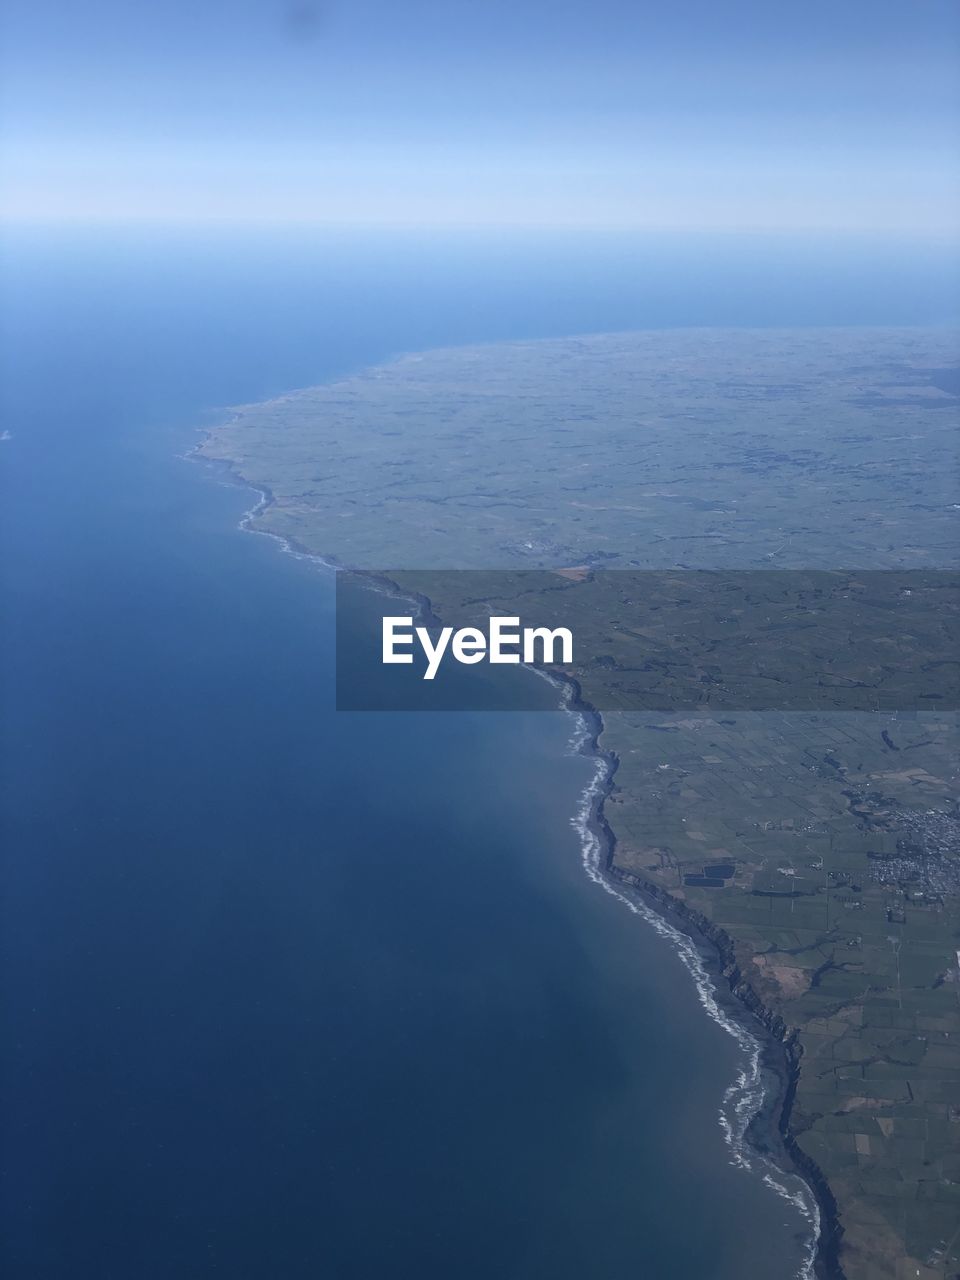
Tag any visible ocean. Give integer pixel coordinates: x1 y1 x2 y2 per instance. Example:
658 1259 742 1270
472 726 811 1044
2 227 954 1279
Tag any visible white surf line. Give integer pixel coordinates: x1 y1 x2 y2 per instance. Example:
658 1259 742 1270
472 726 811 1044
190 450 343 572
188 449 821 1274
234 486 344 571
564 705 822 1280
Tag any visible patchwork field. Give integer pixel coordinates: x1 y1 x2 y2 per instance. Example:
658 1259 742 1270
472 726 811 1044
197 328 959 1279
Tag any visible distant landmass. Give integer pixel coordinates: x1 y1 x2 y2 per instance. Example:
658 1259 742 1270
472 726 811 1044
196 328 960 1280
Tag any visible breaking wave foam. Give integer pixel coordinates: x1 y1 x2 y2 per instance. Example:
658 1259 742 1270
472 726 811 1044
565 707 821 1280
195 455 822 1279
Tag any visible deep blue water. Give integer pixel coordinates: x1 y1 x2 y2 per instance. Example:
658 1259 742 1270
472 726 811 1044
2 229 955 1279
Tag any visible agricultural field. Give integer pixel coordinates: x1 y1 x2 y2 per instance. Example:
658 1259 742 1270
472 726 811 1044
603 709 959 1280
197 327 960 1279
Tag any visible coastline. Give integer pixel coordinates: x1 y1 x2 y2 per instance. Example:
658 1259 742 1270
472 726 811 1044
561 691 839 1280
188 434 839 1280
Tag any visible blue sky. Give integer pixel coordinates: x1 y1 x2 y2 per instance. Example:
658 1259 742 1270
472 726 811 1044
2 0 958 233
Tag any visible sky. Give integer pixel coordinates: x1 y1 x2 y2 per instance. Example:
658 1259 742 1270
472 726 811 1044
1 0 958 233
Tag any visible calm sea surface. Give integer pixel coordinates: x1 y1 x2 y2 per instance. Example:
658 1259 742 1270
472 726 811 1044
2 229 954 1279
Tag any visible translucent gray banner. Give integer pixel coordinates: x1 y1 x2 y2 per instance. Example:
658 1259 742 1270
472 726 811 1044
335 570 959 712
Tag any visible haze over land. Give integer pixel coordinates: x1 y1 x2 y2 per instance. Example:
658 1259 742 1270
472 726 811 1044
4 0 959 1276
201 328 958 572
200 327 960 1280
